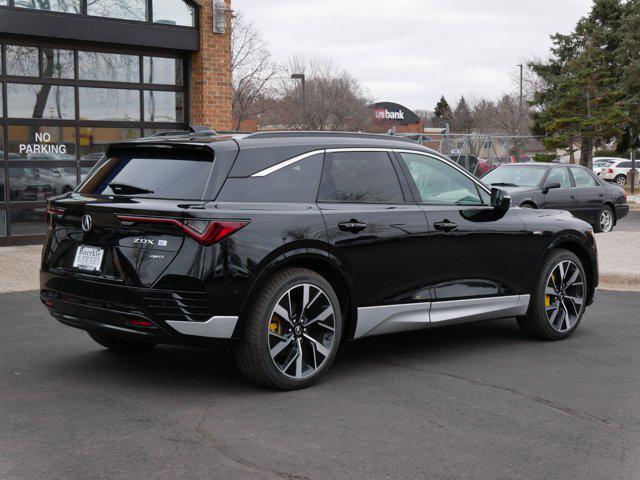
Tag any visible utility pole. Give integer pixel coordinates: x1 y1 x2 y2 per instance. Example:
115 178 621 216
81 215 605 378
517 64 524 114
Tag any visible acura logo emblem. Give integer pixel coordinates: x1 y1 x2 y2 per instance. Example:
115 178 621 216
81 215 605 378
81 215 93 232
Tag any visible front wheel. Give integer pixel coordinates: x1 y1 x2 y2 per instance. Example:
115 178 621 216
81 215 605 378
594 205 614 233
517 249 587 340
234 268 342 390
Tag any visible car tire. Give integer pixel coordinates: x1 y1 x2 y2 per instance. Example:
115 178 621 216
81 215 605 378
234 267 342 390
594 205 615 233
87 331 157 353
614 175 627 187
517 249 587 341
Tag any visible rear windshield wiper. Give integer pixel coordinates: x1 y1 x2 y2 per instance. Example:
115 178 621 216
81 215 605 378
490 182 518 187
109 183 154 195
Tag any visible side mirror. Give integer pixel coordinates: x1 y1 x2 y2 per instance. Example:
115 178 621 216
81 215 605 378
490 187 511 211
542 182 561 194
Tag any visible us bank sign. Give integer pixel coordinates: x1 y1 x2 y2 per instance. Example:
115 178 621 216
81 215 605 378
374 108 405 121
19 132 68 155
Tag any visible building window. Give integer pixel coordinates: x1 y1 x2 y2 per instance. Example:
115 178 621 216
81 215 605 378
79 88 140 121
7 126 76 161
10 208 47 236
79 51 140 83
144 91 183 123
79 127 141 161
42 49 75 79
152 0 195 26
14 0 81 13
6 46 39 77
7 84 76 119
87 0 147 22
144 56 183 85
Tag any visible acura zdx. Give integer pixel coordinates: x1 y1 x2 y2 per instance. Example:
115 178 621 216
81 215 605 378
40 132 598 389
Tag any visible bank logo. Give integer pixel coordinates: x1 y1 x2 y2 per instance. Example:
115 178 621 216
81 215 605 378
374 108 405 121
81 215 93 233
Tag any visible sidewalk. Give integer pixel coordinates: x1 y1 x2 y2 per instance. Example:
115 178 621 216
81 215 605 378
0 237 638 294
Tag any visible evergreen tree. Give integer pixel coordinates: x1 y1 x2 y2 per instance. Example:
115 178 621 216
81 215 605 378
530 0 627 168
618 0 640 152
433 95 451 128
452 95 474 133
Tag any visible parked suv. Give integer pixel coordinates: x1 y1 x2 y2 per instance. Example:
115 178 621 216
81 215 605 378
41 132 598 390
597 158 637 186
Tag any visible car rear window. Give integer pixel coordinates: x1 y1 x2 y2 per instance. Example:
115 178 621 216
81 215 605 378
78 151 214 200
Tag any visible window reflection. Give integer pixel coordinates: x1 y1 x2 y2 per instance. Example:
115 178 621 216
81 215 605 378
87 0 147 21
0 211 6 237
14 0 81 13
79 51 140 83
153 0 194 26
144 91 183 122
79 127 141 160
144 56 183 85
42 49 75 79
10 208 47 236
6 46 39 77
7 125 77 160
9 167 77 201
79 88 140 121
7 84 76 119
0 170 5 203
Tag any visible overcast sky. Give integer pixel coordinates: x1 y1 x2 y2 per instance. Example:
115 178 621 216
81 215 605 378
233 0 593 112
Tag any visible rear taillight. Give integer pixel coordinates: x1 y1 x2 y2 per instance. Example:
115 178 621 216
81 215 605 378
115 215 248 246
45 206 66 228
608 168 614 174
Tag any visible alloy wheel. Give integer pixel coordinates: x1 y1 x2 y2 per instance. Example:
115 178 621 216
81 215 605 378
616 176 627 187
267 284 336 379
599 210 613 233
544 260 585 333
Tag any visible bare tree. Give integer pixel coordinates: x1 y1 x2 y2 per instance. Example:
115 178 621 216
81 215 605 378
273 56 372 131
231 12 282 131
493 93 533 156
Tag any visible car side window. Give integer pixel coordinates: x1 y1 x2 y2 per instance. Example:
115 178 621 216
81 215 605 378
399 153 484 206
217 153 323 203
318 151 404 204
546 167 572 188
570 167 598 188
619 161 633 169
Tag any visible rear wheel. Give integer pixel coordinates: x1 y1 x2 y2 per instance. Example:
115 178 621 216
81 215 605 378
520 202 536 209
518 249 587 340
235 268 342 390
594 205 614 233
615 174 627 187
87 331 157 353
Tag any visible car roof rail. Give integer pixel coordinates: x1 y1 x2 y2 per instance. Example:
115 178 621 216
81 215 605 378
243 131 417 143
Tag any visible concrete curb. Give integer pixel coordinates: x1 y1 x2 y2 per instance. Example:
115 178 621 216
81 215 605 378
598 273 640 292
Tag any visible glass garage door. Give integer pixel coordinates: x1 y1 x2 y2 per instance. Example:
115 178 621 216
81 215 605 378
0 42 189 244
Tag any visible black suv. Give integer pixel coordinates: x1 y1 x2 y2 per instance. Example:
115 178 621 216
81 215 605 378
41 132 598 390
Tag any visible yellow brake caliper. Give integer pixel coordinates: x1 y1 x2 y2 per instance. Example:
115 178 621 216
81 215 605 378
270 315 283 336
546 273 556 307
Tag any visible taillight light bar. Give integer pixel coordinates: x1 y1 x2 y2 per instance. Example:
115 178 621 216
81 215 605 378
115 215 248 246
46 206 66 228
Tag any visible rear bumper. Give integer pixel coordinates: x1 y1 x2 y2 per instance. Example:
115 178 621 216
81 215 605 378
615 204 630 221
40 271 239 346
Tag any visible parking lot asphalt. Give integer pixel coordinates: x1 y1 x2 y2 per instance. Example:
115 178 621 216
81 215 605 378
1 290 640 480
618 208 640 231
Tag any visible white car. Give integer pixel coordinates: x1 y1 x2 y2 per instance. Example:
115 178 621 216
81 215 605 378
592 158 615 173
596 158 637 186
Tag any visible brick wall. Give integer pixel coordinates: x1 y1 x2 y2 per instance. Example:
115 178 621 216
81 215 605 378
190 0 233 131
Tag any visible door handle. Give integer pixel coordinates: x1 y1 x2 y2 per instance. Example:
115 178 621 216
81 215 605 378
434 220 458 233
338 220 367 233
598 193 604 197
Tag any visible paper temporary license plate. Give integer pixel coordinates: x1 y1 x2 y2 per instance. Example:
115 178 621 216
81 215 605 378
73 245 104 272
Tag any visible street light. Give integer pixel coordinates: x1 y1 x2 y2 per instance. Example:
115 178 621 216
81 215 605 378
291 73 306 126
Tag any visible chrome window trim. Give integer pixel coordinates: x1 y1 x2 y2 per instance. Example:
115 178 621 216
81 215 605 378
250 147 491 197
251 150 325 177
